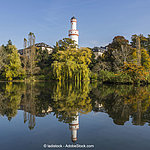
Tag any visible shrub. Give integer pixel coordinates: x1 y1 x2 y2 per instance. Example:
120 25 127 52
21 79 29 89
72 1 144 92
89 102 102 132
112 73 132 83
122 63 148 84
98 70 115 82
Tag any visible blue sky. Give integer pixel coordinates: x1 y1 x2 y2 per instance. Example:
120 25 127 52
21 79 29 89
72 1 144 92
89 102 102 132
0 0 150 49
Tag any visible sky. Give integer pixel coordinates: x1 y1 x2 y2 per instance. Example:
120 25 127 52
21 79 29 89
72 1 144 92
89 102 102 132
0 0 150 49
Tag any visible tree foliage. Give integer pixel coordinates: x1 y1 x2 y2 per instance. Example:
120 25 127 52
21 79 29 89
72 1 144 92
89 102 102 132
36 47 52 75
103 36 134 72
51 38 92 82
51 81 92 123
3 45 25 80
0 46 7 71
92 35 150 84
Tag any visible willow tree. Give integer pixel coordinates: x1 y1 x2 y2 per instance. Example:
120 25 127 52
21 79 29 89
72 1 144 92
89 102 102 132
51 38 92 82
51 81 92 123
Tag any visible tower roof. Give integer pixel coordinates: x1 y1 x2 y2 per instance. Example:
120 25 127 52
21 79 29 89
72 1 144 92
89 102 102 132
71 16 76 20
72 138 77 143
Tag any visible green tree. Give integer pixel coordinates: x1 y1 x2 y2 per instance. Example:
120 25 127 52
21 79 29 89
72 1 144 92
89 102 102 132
36 47 52 75
131 35 150 69
131 34 150 55
103 36 134 72
122 63 148 84
4 40 13 54
53 38 77 53
51 38 92 82
0 46 7 71
141 48 150 69
4 45 25 81
131 34 148 49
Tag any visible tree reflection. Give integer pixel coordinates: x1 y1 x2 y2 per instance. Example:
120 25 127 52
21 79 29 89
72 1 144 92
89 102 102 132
0 82 53 129
1 81 150 130
91 85 150 125
21 82 53 130
0 83 23 120
0 81 93 132
51 81 92 123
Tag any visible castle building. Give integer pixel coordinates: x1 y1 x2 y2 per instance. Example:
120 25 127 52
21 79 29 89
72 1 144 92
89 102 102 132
92 46 107 59
18 42 53 56
69 112 79 142
69 16 79 45
35 42 53 54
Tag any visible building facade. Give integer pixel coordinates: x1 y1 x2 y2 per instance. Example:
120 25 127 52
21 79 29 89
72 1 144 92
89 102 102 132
18 42 53 56
92 46 107 59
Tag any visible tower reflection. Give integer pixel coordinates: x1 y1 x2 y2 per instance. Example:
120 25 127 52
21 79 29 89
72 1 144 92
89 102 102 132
69 112 79 143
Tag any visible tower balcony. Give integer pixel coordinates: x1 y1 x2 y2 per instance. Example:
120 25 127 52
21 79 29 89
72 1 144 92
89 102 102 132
68 30 79 36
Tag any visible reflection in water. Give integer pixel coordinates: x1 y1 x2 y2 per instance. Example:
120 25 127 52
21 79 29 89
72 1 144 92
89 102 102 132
91 85 150 126
1 82 150 142
0 83 23 120
51 81 92 123
51 82 91 142
69 112 79 142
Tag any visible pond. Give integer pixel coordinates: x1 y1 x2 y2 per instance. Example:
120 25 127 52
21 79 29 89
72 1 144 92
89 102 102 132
0 82 150 150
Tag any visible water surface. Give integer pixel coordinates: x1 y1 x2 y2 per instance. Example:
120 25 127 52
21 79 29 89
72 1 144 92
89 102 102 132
0 82 150 150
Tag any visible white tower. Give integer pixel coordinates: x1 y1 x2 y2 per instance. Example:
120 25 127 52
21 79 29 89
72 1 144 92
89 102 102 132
69 112 79 142
68 16 79 45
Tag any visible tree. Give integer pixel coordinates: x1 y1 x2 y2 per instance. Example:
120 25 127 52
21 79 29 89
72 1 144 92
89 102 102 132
4 45 25 81
103 36 134 72
23 38 27 72
141 48 150 70
0 46 7 71
22 32 40 77
28 32 36 76
5 40 13 54
131 35 150 69
51 38 92 82
36 47 52 75
131 34 148 49
122 63 148 84
131 34 150 55
53 38 77 53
